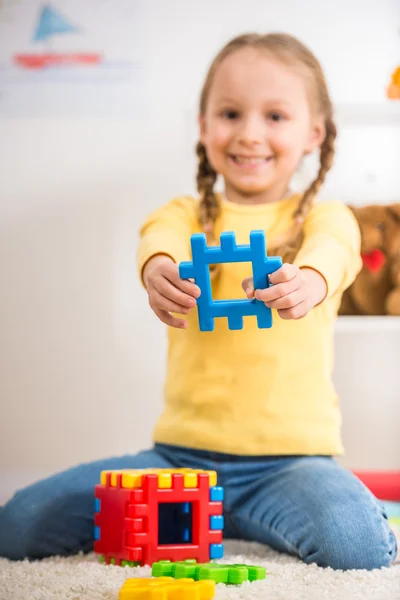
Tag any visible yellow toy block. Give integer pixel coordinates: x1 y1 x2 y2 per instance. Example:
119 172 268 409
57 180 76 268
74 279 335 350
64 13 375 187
119 577 215 599
100 469 217 489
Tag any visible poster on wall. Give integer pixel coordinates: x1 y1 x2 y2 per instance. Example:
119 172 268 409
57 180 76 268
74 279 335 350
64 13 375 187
0 0 148 117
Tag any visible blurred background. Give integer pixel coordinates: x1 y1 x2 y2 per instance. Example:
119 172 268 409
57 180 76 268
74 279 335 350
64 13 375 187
0 0 399 503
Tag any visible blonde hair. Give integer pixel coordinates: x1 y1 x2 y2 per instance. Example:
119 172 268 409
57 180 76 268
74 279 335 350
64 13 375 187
196 32 336 263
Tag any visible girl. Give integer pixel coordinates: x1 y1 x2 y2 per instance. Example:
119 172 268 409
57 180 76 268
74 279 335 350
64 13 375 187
0 33 397 570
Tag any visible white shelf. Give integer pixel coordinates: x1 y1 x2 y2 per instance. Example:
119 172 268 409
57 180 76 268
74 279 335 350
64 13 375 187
335 316 400 333
334 101 400 127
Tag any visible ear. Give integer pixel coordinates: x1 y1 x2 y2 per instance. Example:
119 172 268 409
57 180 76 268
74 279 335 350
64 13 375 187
198 114 207 145
304 117 326 155
387 203 400 223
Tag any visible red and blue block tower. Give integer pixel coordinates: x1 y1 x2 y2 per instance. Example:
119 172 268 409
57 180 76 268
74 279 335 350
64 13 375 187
94 468 224 567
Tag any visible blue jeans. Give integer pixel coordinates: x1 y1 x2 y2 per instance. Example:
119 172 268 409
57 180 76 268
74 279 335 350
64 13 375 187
0 444 397 570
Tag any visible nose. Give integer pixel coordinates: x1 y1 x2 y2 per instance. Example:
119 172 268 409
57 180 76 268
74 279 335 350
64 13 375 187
237 114 265 146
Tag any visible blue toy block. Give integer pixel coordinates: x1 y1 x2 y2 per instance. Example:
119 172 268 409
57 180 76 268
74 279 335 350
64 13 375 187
209 543 224 559
210 515 224 530
94 526 100 541
179 230 282 331
209 486 224 502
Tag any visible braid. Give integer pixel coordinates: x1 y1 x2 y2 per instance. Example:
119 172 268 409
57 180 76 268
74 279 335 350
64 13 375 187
196 141 219 240
272 118 337 262
294 118 337 221
196 141 220 275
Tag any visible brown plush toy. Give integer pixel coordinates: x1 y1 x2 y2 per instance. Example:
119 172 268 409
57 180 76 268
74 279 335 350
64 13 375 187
339 203 400 316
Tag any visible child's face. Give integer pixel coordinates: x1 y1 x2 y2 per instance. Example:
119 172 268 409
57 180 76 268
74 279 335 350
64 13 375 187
199 47 324 202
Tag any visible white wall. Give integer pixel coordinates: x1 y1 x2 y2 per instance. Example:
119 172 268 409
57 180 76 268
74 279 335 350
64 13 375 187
335 324 400 472
0 0 399 502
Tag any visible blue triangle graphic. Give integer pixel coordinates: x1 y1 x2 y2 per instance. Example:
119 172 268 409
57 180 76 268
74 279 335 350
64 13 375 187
33 4 78 42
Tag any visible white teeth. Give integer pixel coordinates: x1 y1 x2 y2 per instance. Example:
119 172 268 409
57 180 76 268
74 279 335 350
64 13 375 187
233 156 267 165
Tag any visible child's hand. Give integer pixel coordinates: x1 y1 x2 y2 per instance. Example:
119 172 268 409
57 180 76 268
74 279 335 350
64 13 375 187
143 255 201 329
242 264 327 320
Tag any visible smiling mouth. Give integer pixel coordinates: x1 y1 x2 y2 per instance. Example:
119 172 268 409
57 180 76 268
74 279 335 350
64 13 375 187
229 155 274 165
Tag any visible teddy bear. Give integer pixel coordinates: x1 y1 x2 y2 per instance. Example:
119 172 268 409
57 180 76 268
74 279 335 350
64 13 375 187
339 203 400 316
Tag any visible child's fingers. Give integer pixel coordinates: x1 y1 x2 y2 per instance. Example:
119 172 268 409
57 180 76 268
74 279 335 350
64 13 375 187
264 289 305 310
255 277 300 303
277 300 308 320
241 276 255 298
150 289 192 315
153 306 188 329
155 277 198 309
176 277 201 298
269 263 299 285
166 264 201 298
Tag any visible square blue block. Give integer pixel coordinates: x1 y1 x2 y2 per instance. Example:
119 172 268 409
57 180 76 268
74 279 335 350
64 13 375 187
210 515 224 530
179 231 282 331
210 543 224 560
210 486 224 502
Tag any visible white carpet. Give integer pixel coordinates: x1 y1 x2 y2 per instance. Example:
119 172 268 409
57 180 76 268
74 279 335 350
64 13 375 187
0 527 399 600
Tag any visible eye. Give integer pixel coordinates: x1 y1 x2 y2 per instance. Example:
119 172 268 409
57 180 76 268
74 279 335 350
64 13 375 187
221 109 239 120
268 111 285 122
376 222 385 231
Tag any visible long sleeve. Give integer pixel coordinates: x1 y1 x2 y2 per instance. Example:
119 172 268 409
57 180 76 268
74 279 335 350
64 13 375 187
137 196 198 284
294 201 362 299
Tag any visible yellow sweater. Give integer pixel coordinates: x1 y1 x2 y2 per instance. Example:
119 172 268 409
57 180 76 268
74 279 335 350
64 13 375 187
137 194 361 456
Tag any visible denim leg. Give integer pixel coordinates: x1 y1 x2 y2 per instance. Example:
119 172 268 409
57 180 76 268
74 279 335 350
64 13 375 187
0 448 173 560
225 456 397 570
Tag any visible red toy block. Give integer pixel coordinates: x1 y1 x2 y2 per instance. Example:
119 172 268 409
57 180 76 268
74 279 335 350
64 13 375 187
353 470 400 502
94 469 224 567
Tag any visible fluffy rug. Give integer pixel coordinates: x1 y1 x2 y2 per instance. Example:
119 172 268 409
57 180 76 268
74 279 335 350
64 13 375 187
0 528 399 600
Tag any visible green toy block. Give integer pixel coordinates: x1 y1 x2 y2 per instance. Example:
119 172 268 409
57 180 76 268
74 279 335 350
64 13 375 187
198 563 247 584
152 559 197 578
99 555 139 568
121 560 141 568
228 564 267 582
151 559 266 584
